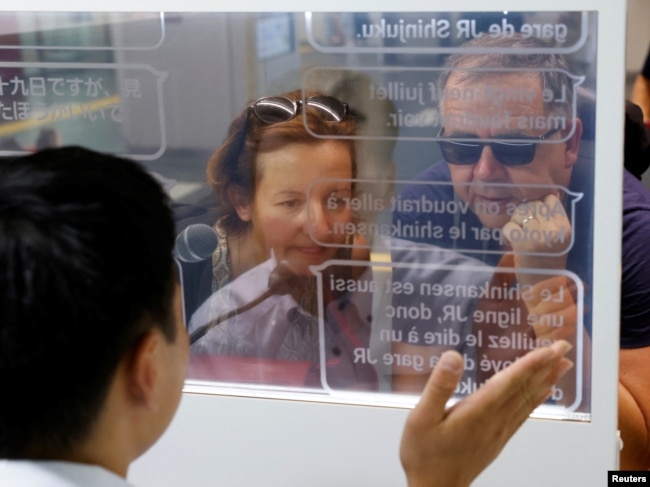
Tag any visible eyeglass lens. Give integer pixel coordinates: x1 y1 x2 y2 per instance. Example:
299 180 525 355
438 128 559 166
439 140 538 166
251 96 348 124
252 98 297 124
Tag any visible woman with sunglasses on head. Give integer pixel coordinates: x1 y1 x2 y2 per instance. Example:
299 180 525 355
205 90 361 288
187 90 377 389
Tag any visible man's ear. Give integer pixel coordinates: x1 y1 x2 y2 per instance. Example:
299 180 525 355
127 330 163 410
564 118 583 169
228 186 252 222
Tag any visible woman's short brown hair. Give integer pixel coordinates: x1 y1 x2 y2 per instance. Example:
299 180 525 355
207 89 357 234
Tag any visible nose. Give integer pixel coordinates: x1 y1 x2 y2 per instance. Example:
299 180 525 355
472 146 508 181
305 199 331 241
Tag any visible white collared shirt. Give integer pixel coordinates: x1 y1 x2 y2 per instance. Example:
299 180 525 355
0 460 134 487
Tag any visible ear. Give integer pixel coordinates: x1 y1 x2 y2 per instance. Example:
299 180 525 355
563 118 583 169
228 185 252 222
127 330 164 410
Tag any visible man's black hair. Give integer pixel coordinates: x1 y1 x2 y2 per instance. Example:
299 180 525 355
0 146 176 457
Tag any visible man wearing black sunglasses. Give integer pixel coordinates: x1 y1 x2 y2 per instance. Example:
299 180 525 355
396 36 586 270
395 34 650 470
428 42 581 267
393 34 586 392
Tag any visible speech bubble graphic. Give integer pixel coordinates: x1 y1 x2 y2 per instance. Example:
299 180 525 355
311 258 585 414
305 11 590 54
0 62 167 160
306 179 583 258
0 12 165 50
302 66 585 142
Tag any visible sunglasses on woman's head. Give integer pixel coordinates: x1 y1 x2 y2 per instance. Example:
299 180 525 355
437 127 560 166
248 96 350 124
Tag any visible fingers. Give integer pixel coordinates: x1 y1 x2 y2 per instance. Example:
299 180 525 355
411 341 573 437
498 353 574 433
415 350 465 423
401 341 574 487
492 340 572 390
449 341 573 452
533 307 578 341
509 194 566 226
468 340 574 414
503 194 572 273
525 278 578 341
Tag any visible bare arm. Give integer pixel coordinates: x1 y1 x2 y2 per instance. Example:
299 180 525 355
631 74 650 123
400 340 573 487
619 346 650 469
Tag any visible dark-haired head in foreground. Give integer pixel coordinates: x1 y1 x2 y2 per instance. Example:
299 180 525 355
0 146 188 474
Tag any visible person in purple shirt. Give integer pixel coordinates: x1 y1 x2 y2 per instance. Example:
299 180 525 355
395 33 650 468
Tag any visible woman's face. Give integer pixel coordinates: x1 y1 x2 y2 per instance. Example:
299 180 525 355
248 140 354 276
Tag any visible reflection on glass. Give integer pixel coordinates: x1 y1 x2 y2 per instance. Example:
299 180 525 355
187 89 377 389
0 10 596 420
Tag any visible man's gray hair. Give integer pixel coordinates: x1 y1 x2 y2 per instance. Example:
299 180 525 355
437 35 573 116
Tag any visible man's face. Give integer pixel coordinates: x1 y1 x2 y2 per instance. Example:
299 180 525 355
441 72 580 229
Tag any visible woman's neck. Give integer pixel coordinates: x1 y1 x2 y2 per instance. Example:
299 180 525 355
227 229 267 279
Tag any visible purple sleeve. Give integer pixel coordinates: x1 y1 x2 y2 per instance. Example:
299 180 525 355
620 170 650 348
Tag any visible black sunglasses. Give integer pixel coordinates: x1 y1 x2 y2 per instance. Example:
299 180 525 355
248 95 350 124
438 128 560 166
